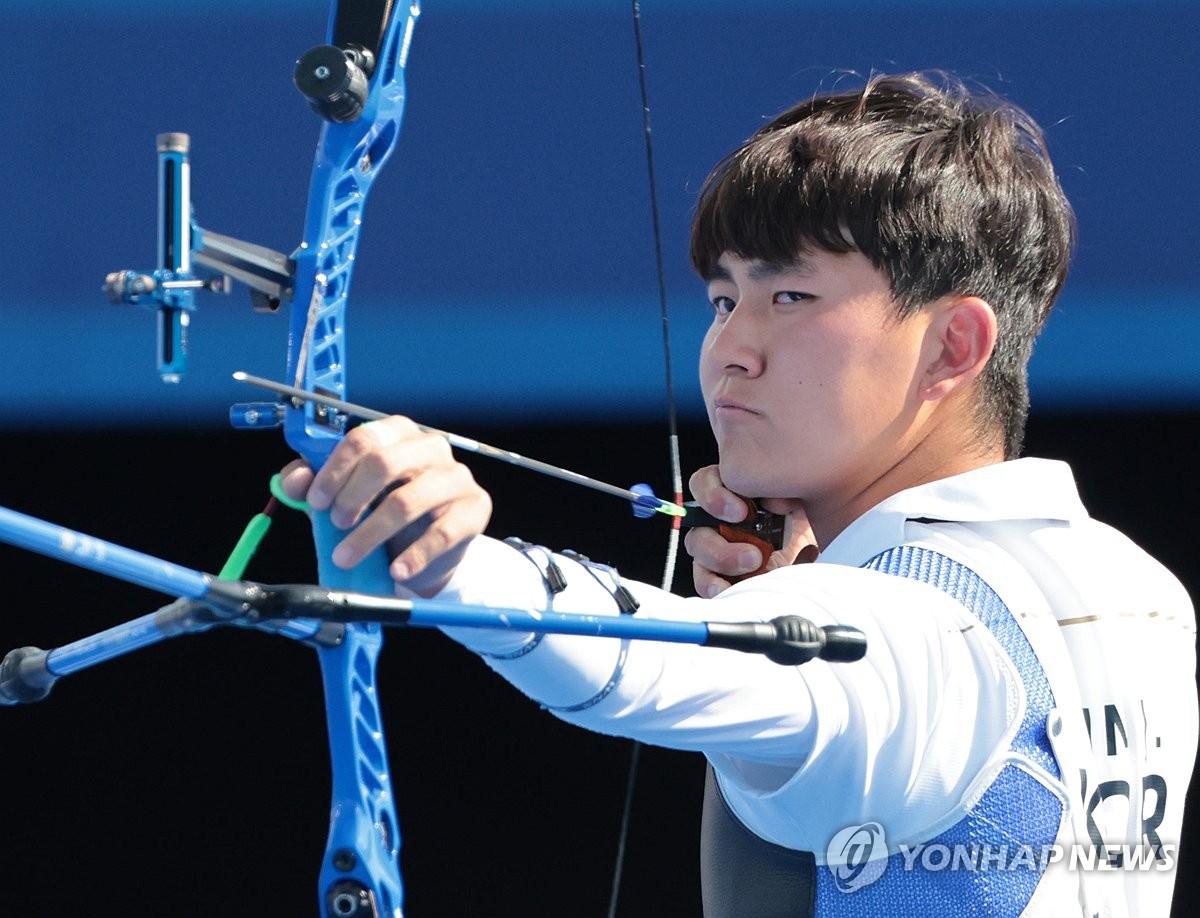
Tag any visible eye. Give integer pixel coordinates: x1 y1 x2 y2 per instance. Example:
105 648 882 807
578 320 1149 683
775 290 814 304
710 294 737 316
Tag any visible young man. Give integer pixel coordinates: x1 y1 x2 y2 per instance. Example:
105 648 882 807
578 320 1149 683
282 72 1197 916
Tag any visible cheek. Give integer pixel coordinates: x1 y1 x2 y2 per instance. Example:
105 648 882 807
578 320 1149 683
786 333 894 429
698 327 721 396
828 334 924 440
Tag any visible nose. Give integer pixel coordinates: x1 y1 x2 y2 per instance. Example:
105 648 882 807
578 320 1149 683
703 305 765 378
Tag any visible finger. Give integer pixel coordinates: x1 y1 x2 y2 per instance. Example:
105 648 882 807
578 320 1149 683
387 486 493 594
327 428 453 530
687 465 749 522
279 459 314 502
307 416 425 512
684 526 764 579
331 462 485 569
383 462 488 568
692 558 733 599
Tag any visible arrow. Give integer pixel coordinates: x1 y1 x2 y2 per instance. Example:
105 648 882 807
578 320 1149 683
233 371 686 519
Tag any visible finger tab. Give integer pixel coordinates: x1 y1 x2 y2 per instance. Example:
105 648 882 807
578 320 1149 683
719 524 773 580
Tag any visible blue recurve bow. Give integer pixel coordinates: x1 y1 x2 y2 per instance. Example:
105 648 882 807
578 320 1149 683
248 4 420 915
105 2 423 914
35 3 803 914
0 8 862 911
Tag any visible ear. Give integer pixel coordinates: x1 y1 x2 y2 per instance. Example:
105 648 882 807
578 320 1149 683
918 296 997 402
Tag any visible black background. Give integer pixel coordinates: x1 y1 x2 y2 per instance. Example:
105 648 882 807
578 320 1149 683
1 412 1197 916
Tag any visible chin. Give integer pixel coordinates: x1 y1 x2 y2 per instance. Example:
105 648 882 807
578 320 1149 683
718 452 811 501
717 463 775 500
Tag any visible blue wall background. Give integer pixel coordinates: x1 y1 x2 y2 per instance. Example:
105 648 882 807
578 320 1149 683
2 0 1196 430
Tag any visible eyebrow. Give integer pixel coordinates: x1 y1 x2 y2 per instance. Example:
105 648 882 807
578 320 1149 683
706 256 816 283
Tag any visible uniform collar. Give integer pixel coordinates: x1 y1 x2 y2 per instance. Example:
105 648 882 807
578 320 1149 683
820 458 1088 565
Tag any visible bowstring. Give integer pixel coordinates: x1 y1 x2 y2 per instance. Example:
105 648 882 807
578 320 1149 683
606 3 681 915
627 1 681 596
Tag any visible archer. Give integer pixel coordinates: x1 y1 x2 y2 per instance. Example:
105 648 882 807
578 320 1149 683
281 71 1197 916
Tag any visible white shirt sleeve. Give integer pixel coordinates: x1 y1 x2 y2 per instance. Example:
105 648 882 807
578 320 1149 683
435 536 1019 817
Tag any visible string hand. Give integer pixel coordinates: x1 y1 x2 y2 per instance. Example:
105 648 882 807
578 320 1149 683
279 415 492 596
683 464 818 598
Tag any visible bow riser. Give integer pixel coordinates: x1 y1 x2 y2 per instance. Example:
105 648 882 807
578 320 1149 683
287 4 417 469
286 5 421 917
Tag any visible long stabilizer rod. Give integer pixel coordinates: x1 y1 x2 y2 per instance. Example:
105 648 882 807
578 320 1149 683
0 502 864 704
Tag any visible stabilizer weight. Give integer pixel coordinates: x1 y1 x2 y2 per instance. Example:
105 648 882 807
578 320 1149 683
0 646 55 705
706 616 867 666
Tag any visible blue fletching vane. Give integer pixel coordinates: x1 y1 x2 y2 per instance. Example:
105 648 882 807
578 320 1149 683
630 482 660 518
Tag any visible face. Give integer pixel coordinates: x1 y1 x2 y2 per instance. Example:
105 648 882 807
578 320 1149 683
699 249 935 512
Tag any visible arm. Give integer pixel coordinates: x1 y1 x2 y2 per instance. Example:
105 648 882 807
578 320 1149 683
438 538 1019 791
282 433 1018 844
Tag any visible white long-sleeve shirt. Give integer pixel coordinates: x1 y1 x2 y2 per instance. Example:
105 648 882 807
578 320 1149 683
436 458 1197 916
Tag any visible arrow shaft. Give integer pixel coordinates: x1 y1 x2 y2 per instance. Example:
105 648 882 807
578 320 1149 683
233 372 682 515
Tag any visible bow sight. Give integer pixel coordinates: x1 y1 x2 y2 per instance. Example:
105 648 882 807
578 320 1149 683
102 4 405 385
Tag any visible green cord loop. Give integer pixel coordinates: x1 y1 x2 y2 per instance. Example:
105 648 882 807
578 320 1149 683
217 513 274 580
215 476 310 580
270 472 311 511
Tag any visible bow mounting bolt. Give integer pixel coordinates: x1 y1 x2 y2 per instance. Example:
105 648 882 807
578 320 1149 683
294 44 374 124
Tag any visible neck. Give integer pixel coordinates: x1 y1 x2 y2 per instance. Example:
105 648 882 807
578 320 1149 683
806 420 1004 549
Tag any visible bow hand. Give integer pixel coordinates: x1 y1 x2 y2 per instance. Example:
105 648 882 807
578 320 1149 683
281 416 493 597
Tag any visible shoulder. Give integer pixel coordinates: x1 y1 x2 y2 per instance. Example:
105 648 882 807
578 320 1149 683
1069 517 1192 609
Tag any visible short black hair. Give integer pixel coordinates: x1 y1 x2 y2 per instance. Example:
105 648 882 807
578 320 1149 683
690 71 1076 458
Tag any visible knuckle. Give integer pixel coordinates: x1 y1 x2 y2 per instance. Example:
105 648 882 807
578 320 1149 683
386 414 418 433
361 449 396 478
378 415 421 445
380 486 417 519
446 460 475 484
341 424 375 453
432 509 473 548
417 428 450 455
426 521 455 554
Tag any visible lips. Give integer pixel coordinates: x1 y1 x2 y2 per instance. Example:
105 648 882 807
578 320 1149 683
714 397 760 416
